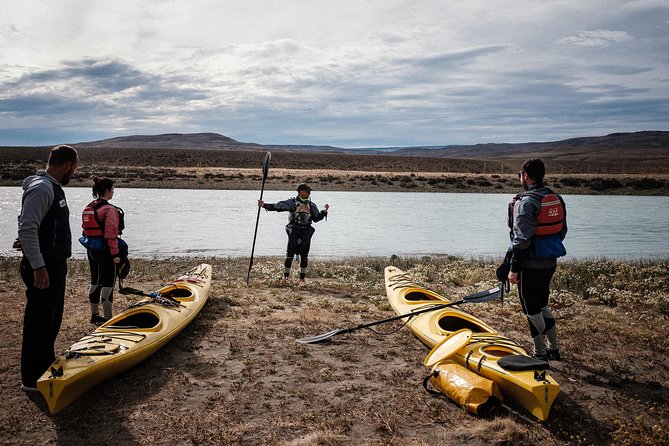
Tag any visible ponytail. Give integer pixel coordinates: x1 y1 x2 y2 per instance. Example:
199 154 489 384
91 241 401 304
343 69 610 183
92 177 114 198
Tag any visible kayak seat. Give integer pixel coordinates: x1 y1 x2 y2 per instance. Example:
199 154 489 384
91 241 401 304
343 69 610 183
163 287 194 301
111 312 160 329
498 355 549 371
405 291 439 301
438 316 489 333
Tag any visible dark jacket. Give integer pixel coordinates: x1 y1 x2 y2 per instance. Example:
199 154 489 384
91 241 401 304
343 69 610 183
510 184 567 271
18 171 72 269
264 197 327 227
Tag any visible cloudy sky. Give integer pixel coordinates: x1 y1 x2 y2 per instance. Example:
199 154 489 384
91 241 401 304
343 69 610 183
1 0 668 147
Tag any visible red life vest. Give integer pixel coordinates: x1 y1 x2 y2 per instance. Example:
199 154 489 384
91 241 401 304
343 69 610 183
521 190 565 236
82 200 125 237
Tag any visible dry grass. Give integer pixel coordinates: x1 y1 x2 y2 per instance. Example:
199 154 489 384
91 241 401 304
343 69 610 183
0 256 667 445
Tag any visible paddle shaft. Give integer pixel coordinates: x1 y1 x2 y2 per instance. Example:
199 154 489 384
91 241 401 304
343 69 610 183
343 299 467 333
246 152 271 286
119 287 155 298
296 285 502 344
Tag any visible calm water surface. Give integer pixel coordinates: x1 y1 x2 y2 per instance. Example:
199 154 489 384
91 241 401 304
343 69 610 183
1 187 667 260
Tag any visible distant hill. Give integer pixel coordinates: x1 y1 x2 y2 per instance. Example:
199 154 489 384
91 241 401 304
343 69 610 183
388 131 669 162
75 132 265 150
3 130 669 176
72 130 669 163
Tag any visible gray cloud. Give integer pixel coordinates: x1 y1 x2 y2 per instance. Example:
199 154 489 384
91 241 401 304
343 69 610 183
0 1 667 147
557 30 632 48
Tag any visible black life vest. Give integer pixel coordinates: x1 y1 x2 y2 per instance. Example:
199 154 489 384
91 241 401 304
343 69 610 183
82 199 125 237
30 180 72 260
291 198 312 226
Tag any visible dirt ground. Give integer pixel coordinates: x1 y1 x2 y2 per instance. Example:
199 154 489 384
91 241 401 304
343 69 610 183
0 257 667 446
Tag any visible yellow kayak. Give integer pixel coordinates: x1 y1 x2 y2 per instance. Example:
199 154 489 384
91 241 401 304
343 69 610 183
385 266 559 421
37 264 212 414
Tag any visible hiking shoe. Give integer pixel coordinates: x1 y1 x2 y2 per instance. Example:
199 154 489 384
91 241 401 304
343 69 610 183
90 314 108 324
21 384 39 393
298 279 306 286
533 352 549 361
547 349 562 361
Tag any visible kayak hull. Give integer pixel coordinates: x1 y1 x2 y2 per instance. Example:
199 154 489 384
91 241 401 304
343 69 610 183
37 264 212 414
385 266 559 421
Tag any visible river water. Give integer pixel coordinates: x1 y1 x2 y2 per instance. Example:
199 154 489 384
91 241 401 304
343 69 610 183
1 187 667 260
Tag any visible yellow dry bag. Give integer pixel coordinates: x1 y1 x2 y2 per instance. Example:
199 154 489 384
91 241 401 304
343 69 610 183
423 360 503 416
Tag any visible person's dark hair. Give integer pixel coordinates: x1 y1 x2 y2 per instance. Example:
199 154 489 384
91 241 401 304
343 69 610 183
297 183 312 193
92 177 114 198
47 145 78 166
521 159 545 183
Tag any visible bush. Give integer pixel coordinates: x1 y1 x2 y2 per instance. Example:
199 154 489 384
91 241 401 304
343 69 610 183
589 177 622 191
560 177 582 187
628 178 665 190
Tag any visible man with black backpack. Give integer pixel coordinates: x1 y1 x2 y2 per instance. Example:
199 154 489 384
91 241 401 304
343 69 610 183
507 159 568 361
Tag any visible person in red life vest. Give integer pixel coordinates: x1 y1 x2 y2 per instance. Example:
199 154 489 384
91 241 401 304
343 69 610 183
507 159 567 362
258 183 329 285
81 177 126 324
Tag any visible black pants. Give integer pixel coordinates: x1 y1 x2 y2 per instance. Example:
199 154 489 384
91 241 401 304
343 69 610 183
285 225 314 276
286 225 314 258
517 266 556 315
20 257 67 387
87 249 116 304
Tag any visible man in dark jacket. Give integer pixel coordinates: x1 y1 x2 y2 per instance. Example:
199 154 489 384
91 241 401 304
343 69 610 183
508 159 567 361
15 145 79 391
258 184 329 285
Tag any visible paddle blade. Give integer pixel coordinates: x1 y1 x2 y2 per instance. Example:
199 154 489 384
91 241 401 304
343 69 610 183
424 329 472 367
462 286 502 304
262 151 271 179
296 328 347 344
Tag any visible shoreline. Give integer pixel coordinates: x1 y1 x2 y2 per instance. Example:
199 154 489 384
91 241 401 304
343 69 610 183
1 166 667 195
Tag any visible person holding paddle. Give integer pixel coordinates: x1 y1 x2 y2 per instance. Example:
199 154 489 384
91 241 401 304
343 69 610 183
258 183 329 285
507 159 567 361
80 177 127 324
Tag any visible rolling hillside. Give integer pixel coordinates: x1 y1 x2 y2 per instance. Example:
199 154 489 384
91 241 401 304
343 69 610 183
68 130 669 163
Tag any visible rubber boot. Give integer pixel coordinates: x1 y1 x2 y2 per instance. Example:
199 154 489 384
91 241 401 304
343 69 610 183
101 287 114 319
527 313 548 358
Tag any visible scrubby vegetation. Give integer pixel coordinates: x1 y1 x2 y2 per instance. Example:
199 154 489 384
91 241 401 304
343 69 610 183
1 145 667 195
1 255 667 445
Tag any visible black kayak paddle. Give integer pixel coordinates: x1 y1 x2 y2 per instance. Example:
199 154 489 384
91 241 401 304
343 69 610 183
296 285 503 344
246 151 272 287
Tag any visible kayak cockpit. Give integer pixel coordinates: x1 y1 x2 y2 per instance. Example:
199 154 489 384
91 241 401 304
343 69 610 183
404 290 442 302
159 286 194 302
103 310 160 330
437 312 496 335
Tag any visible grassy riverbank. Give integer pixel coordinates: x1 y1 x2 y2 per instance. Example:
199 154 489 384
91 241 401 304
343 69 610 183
1 144 668 195
1 164 667 195
1 256 667 445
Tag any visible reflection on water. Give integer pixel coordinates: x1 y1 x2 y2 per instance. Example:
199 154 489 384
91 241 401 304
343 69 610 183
1 187 667 259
